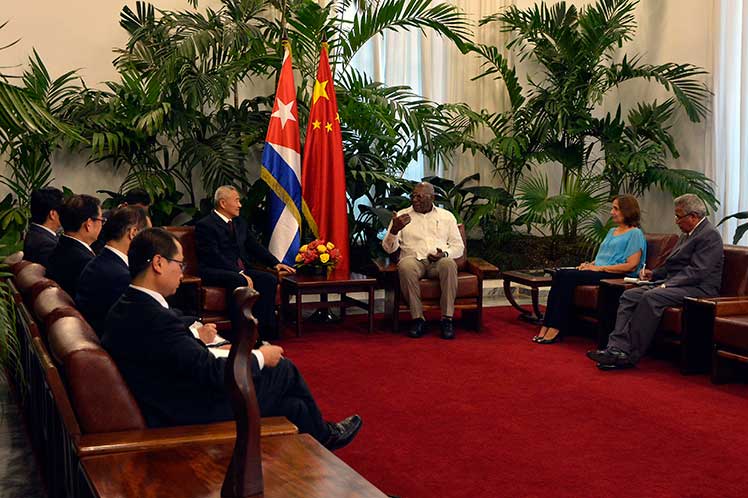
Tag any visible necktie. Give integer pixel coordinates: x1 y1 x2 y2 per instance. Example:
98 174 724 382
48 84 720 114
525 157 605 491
227 220 246 271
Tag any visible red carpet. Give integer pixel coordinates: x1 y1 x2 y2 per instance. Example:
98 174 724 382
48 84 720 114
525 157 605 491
278 306 748 498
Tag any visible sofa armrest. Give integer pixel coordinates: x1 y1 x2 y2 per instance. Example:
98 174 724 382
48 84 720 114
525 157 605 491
466 258 500 279
685 296 748 317
76 417 298 457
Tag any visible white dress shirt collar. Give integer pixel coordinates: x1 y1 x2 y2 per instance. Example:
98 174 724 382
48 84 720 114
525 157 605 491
688 216 706 237
214 210 231 224
62 234 94 254
32 223 58 237
105 245 129 266
129 284 169 309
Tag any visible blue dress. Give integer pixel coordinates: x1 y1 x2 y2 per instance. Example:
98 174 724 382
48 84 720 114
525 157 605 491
594 227 647 277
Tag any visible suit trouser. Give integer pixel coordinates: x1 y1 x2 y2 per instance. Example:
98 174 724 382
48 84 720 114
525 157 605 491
397 256 458 319
543 269 620 335
606 285 707 363
255 358 329 443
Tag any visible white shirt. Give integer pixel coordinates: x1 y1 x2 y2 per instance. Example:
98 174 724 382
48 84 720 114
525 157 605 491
382 206 464 260
128 285 264 369
688 216 706 237
214 209 231 223
62 234 95 254
105 245 129 266
32 223 58 237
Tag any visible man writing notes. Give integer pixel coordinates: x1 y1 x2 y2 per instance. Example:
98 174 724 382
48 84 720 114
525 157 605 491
382 182 464 340
102 228 362 449
195 186 295 340
587 194 724 370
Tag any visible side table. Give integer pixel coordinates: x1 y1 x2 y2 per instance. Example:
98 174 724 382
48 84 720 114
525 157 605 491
501 270 553 324
280 272 377 336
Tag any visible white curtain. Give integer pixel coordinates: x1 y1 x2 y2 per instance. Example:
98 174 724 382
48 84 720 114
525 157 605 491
711 0 748 244
350 0 515 183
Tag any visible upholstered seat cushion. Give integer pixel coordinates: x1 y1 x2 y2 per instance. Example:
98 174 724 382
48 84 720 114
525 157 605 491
714 316 748 351
573 285 599 311
202 286 228 312
416 272 478 301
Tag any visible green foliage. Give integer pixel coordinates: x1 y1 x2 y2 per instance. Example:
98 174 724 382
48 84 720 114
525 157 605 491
462 0 716 238
717 210 748 245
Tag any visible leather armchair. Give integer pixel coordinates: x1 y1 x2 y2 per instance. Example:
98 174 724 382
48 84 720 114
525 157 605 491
164 226 287 333
374 225 499 332
707 298 748 383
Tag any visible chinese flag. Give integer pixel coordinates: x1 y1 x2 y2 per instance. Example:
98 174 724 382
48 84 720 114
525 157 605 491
302 44 350 275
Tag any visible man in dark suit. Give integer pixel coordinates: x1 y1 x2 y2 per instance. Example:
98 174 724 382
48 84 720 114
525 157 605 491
102 228 361 449
76 206 150 335
588 194 724 370
47 194 104 297
23 187 63 267
92 188 152 254
195 186 295 339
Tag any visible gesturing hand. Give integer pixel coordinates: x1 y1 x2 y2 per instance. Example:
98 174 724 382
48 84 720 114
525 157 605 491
390 212 412 234
258 345 284 367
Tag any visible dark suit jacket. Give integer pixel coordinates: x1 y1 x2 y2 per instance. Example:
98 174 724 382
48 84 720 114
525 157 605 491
75 248 131 336
194 212 280 288
652 219 724 294
102 287 261 427
47 235 95 297
23 224 58 267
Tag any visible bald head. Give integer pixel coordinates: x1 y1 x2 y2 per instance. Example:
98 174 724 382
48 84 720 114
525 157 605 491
411 182 435 213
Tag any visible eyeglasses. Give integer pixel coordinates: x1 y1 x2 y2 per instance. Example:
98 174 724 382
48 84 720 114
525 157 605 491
147 256 187 271
674 212 694 221
92 217 107 223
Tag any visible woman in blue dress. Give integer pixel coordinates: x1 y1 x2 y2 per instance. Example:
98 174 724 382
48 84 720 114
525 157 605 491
534 194 647 344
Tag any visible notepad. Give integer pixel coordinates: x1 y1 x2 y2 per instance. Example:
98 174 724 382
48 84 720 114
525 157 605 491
623 277 665 286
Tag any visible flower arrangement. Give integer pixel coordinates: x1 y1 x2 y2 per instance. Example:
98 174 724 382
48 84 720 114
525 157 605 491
294 239 342 272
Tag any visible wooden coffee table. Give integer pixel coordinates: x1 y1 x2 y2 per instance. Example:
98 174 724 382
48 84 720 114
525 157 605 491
501 269 553 324
280 272 377 336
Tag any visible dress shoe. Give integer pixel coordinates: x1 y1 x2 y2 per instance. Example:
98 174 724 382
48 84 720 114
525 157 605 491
440 318 455 340
324 414 362 451
596 361 635 371
537 332 561 344
408 318 426 338
586 349 614 364
587 349 631 366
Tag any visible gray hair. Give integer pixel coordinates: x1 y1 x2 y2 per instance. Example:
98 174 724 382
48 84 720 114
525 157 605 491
214 185 238 207
674 194 707 218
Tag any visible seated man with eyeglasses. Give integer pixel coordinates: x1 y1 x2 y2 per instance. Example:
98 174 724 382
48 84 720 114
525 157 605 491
102 228 362 450
382 182 465 340
587 194 724 371
75 206 151 336
47 194 105 297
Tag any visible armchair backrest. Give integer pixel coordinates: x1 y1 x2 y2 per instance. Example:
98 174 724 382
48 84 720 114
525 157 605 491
164 226 199 276
721 245 748 296
645 233 679 269
47 315 147 433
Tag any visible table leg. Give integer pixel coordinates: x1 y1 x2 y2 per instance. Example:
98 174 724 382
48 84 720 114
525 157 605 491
368 285 375 334
295 290 302 337
503 278 543 324
340 292 347 320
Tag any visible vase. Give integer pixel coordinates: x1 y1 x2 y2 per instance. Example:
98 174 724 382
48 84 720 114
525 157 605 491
298 265 327 277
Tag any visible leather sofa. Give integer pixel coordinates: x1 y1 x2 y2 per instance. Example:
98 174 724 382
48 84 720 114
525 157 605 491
709 298 748 383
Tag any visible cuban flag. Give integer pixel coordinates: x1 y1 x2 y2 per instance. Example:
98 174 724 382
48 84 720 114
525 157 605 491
261 42 302 265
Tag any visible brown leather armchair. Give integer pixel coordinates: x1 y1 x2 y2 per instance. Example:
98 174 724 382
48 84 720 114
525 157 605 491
708 298 748 383
374 225 499 332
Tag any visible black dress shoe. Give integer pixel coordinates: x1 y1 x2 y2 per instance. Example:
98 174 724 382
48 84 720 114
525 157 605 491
440 319 455 340
537 333 561 344
587 349 631 366
586 349 614 364
408 318 426 338
597 361 635 371
324 414 363 451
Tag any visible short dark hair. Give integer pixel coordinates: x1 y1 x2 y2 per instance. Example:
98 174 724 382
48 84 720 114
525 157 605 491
128 227 179 279
30 187 63 224
101 206 148 243
59 194 101 232
123 188 151 207
613 194 641 228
